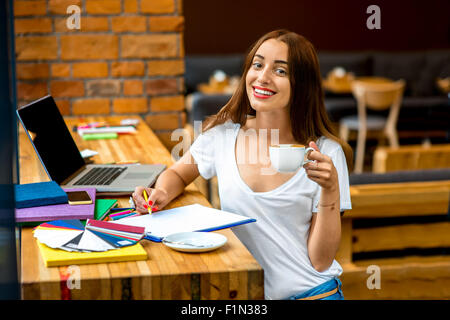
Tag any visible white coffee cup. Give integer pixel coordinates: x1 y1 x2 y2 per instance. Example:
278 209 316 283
269 144 315 173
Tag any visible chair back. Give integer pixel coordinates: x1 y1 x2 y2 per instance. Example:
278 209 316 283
351 79 406 111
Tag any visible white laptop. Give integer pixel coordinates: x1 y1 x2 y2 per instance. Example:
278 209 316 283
17 95 166 194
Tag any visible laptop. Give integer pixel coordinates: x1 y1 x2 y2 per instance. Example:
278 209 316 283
17 95 166 194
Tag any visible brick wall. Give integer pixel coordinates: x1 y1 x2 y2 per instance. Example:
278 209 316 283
14 0 186 149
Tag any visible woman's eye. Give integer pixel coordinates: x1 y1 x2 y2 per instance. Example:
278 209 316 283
252 62 262 69
275 68 287 76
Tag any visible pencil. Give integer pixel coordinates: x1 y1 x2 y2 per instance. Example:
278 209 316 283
109 209 133 218
111 212 136 220
143 189 152 215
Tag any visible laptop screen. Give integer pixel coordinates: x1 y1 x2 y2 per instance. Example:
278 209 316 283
17 95 86 184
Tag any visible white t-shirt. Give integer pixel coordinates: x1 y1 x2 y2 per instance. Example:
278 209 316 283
189 121 352 300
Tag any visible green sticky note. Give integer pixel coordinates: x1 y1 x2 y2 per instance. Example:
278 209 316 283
82 132 118 140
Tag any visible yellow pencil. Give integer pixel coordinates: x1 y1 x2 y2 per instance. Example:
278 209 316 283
142 189 152 215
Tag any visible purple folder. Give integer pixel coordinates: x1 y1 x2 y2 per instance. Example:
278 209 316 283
15 188 96 223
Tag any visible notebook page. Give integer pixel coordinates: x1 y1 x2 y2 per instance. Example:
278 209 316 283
115 204 255 239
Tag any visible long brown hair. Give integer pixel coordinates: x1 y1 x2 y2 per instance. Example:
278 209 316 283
204 29 353 169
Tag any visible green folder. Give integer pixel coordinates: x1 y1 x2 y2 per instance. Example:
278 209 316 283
94 199 118 221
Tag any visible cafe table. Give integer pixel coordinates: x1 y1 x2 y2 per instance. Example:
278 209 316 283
18 115 264 300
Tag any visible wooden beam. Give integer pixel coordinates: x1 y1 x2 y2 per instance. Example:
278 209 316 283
341 260 450 299
349 181 450 218
353 222 450 253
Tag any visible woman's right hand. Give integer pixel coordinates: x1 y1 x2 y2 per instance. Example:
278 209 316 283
132 186 169 214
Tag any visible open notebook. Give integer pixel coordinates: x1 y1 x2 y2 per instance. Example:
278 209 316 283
114 204 256 242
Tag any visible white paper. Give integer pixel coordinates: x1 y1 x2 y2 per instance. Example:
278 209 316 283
80 149 99 158
34 229 84 249
78 126 136 136
113 204 255 239
77 229 115 252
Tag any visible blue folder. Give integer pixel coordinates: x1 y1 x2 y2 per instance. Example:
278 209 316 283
14 181 68 209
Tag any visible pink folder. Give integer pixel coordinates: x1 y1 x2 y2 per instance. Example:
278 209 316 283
15 188 96 223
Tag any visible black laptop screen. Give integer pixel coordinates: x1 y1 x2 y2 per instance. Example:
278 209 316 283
17 96 86 184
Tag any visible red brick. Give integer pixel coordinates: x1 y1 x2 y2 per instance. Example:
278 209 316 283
72 98 110 115
86 0 121 14
111 16 147 33
140 0 175 14
54 99 71 115
48 0 82 14
113 98 148 114
16 63 49 80
72 62 108 78
147 60 184 76
54 17 109 32
179 33 185 58
150 95 184 112
124 0 138 13
15 36 58 61
14 1 47 16
121 34 178 59
86 80 121 96
50 80 84 97
145 78 179 95
61 35 118 60
51 63 71 78
149 16 184 32
180 110 186 127
15 18 52 34
123 80 143 96
145 113 180 130
16 82 48 100
111 61 145 77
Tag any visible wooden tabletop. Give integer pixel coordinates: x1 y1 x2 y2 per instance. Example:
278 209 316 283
19 115 263 300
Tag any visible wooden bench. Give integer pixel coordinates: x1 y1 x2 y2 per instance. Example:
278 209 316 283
373 144 450 173
338 180 450 299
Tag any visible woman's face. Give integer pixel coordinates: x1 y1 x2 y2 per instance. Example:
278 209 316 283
246 39 291 113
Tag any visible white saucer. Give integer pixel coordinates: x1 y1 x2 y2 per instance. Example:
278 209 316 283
162 232 227 253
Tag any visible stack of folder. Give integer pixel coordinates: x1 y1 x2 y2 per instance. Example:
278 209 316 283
17 182 147 267
15 187 96 225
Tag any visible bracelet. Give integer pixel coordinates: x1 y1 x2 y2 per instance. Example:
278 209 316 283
316 197 339 209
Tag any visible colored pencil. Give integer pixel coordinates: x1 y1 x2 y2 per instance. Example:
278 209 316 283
142 190 152 215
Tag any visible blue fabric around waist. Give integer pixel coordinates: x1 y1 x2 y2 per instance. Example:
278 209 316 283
287 277 344 300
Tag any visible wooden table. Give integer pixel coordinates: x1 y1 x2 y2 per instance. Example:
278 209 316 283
19 115 263 300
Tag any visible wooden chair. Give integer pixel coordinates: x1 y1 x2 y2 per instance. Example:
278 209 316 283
339 80 406 173
373 144 450 173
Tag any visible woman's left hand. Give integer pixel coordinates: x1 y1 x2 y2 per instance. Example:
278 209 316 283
303 141 339 191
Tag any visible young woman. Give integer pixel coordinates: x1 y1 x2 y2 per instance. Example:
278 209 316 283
133 30 353 300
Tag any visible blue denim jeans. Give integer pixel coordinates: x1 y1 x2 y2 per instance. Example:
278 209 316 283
287 278 344 300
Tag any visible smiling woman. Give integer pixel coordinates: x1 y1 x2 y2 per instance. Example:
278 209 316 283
204 30 352 164
133 30 353 300
245 39 291 112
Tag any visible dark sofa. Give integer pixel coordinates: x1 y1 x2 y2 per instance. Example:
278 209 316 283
185 51 450 140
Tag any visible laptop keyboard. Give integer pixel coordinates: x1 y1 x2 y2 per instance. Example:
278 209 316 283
73 167 127 186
